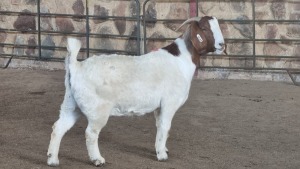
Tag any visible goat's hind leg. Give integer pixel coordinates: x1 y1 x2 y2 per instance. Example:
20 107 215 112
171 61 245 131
47 93 80 166
84 103 111 167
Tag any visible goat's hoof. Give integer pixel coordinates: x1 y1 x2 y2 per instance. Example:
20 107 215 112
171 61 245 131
47 158 59 167
157 151 168 161
92 158 105 167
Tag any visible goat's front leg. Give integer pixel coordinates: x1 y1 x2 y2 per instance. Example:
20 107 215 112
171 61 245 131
47 96 80 166
154 110 169 154
154 104 179 161
84 104 111 167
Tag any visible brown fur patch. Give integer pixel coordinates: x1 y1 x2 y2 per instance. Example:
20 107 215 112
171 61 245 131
199 16 215 53
162 42 180 56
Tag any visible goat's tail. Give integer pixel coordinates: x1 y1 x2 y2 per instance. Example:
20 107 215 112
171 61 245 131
67 38 81 65
64 38 81 90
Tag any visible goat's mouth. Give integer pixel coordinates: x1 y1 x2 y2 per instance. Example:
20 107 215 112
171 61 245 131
214 44 227 55
214 48 224 55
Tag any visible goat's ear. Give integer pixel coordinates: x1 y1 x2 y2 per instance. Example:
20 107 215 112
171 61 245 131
190 22 207 55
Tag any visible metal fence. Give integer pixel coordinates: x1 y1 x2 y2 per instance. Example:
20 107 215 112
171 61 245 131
0 0 299 84
0 0 141 68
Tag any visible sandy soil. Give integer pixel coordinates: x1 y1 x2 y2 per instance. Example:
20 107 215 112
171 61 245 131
0 69 300 169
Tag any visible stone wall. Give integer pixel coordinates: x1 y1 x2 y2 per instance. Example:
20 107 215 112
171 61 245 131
0 0 299 82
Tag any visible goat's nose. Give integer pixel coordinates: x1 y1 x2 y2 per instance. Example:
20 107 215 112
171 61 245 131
219 43 224 47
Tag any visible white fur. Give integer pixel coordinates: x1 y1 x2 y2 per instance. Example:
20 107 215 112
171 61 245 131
47 17 225 167
209 17 225 54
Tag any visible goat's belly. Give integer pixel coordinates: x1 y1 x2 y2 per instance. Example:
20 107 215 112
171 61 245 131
110 99 160 117
110 107 157 116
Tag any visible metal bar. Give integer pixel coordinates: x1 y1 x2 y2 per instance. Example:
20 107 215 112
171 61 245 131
0 44 140 55
143 0 151 54
146 37 300 42
0 48 137 58
136 0 141 55
198 66 300 72
287 70 300 86
1 10 299 23
0 11 36 15
1 56 13 69
37 0 42 60
0 29 139 39
143 18 300 23
86 0 90 58
196 0 199 16
190 0 197 17
201 54 300 59
0 11 140 20
252 0 256 68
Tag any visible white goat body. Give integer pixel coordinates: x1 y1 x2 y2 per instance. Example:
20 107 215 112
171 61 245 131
47 16 225 167
70 39 195 117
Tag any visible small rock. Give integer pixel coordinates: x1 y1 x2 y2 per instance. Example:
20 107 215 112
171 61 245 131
25 36 37 56
233 15 253 39
113 2 127 35
129 1 138 16
0 32 7 43
25 0 37 5
41 35 55 58
94 26 114 51
93 5 109 24
271 1 286 19
13 35 25 56
72 0 84 21
263 43 285 67
265 24 278 39
40 7 53 31
13 9 36 32
287 25 300 38
163 4 187 31
146 32 165 53
143 2 157 28
230 1 245 12
124 25 139 53
55 18 74 32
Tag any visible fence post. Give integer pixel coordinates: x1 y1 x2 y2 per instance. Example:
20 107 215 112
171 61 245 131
190 0 198 17
37 0 41 59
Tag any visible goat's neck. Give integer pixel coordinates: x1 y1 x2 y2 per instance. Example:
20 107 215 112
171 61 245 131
181 30 200 67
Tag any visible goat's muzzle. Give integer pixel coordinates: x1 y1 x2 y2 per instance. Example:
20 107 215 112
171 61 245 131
215 43 227 55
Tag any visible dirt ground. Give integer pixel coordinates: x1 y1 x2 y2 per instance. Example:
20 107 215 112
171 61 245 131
0 69 300 169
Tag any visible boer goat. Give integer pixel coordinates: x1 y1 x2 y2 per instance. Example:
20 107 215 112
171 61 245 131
47 16 225 167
